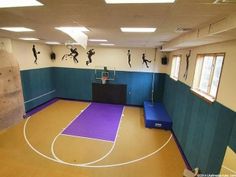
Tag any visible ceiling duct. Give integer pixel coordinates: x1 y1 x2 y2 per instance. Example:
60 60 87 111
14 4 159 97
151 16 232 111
214 0 236 4
175 27 192 33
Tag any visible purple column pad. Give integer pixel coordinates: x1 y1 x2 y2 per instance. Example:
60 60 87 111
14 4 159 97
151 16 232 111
62 103 124 142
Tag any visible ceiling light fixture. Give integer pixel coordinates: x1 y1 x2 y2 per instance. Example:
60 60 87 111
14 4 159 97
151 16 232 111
0 27 34 32
121 27 156 32
19 37 39 41
100 43 115 46
89 39 108 42
55 27 89 49
0 0 43 8
45 41 60 45
105 0 175 4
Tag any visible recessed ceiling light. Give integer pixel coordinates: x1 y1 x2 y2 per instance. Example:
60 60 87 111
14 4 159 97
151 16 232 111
121 27 156 32
19 37 39 41
100 43 115 46
89 39 108 42
105 0 175 4
0 27 34 32
45 41 60 45
0 0 43 8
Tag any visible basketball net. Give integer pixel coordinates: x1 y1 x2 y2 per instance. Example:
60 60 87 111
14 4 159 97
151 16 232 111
101 75 108 84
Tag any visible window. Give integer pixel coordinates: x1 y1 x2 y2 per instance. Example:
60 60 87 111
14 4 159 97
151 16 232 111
170 55 181 81
192 53 224 102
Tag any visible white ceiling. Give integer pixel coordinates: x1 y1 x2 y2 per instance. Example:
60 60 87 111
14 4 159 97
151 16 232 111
0 0 236 48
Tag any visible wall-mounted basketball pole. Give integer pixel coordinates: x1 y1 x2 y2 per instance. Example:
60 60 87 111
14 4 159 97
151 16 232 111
151 48 158 104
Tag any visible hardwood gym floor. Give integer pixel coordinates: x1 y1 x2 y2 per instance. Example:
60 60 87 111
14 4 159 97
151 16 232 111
0 100 186 177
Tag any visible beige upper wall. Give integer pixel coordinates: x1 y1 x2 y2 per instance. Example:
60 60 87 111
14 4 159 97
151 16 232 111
166 39 236 112
52 45 167 73
5 38 167 73
11 40 53 71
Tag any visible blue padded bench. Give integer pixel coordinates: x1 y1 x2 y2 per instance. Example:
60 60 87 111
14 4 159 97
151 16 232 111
144 101 172 130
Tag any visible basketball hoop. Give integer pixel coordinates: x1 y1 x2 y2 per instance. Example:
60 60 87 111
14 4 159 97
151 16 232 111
101 76 108 84
94 66 116 83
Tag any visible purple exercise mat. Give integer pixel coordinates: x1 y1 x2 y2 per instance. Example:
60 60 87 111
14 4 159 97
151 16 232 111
62 102 124 142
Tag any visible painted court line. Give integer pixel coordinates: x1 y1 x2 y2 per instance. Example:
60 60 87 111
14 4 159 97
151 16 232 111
222 165 236 174
51 106 125 166
51 104 92 162
76 107 125 166
61 134 114 143
23 103 173 168
84 134 173 168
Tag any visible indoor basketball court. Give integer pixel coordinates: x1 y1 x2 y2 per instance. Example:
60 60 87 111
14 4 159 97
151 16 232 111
0 0 236 177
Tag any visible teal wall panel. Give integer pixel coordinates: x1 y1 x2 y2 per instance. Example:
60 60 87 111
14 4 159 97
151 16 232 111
52 67 165 106
207 106 235 172
52 68 94 101
21 67 165 111
229 119 236 152
163 75 236 174
20 68 55 112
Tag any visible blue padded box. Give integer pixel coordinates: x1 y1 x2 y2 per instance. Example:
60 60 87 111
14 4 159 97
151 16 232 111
144 101 172 130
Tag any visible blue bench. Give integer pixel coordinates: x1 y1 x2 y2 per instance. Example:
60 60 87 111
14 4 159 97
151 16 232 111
144 101 172 130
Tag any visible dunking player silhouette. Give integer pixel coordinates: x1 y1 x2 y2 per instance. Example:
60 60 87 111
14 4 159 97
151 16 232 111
127 50 131 68
62 47 79 63
142 53 151 68
70 48 79 63
86 49 95 65
32 45 40 64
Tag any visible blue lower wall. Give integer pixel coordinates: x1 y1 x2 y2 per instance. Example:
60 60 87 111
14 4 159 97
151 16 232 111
229 120 236 152
163 75 236 174
20 68 55 112
21 67 165 111
52 67 165 105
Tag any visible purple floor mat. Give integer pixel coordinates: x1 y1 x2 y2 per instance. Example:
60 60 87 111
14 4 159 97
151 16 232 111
62 103 124 142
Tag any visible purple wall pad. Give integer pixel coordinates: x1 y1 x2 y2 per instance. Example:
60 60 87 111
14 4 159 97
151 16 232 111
25 98 59 117
62 103 124 142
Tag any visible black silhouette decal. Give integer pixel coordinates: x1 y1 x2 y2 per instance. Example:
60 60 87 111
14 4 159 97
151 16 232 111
62 47 79 63
50 52 56 61
127 50 131 68
32 45 40 64
142 53 151 68
183 50 191 80
86 49 95 65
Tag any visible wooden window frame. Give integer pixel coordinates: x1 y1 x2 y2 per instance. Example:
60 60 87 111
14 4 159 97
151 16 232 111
191 53 225 103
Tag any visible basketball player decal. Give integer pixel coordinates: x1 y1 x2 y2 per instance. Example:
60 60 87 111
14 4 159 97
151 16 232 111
127 50 131 68
183 50 191 80
32 45 40 64
142 53 152 68
86 49 95 65
62 45 79 63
